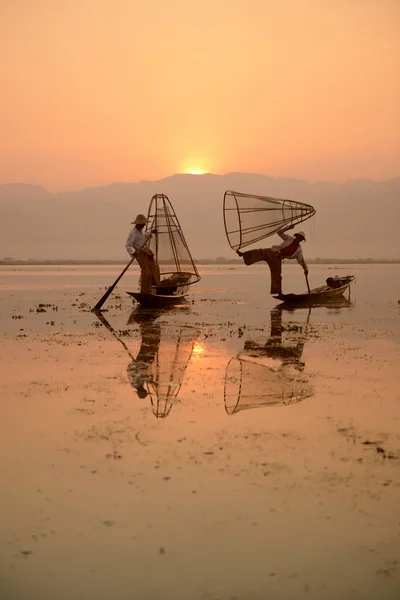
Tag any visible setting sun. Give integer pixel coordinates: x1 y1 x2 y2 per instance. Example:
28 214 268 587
179 157 209 176
187 168 205 175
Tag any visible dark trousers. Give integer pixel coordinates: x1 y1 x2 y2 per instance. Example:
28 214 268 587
135 252 161 293
241 248 282 294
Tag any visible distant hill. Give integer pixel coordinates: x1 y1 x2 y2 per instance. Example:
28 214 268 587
0 174 399 260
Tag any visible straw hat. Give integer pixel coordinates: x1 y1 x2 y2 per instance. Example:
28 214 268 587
131 214 148 225
295 231 306 241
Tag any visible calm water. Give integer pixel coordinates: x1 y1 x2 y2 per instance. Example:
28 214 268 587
1 262 399 328
0 264 399 600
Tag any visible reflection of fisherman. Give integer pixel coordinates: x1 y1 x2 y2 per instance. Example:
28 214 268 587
126 321 161 398
94 308 198 418
125 214 160 293
244 307 307 371
236 224 308 295
225 307 312 415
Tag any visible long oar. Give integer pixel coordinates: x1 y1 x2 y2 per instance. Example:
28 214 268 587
92 257 136 311
305 272 311 295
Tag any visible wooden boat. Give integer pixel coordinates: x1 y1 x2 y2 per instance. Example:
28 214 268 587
127 194 200 307
127 283 190 308
274 275 355 304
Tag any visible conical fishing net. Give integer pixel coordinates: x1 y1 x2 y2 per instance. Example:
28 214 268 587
224 356 313 415
146 194 200 287
223 190 316 250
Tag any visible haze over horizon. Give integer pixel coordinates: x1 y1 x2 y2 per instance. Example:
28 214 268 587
1 173 399 262
2 169 400 195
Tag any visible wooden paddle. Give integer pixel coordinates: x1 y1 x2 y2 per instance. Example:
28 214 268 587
305 272 311 295
92 257 136 311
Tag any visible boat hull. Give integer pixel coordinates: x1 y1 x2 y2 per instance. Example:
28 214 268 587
127 291 187 308
274 276 354 305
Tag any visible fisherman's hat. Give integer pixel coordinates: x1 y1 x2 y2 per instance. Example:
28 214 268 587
295 231 306 241
132 214 148 225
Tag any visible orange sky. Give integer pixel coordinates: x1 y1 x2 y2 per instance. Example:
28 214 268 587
0 0 399 190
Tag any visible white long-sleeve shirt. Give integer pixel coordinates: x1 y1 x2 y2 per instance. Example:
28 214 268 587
125 227 152 257
271 231 308 270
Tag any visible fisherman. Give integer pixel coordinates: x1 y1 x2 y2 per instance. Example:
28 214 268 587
126 214 160 293
236 224 308 296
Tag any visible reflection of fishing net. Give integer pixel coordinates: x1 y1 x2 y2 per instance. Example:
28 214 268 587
100 309 197 419
146 194 200 286
224 356 313 415
223 190 316 250
146 326 198 418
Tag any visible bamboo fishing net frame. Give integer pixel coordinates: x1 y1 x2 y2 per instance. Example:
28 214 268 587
223 190 316 250
146 193 201 284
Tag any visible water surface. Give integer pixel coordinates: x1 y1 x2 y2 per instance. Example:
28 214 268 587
1 264 399 599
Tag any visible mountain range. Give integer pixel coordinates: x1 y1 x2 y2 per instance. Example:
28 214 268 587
0 173 399 260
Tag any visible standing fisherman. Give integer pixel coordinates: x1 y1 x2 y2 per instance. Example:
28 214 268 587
125 214 160 293
236 224 308 296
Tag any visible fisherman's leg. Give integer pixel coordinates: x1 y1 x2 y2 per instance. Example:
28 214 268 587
142 256 155 293
264 249 282 295
136 253 152 293
269 260 282 295
237 248 267 266
149 257 161 286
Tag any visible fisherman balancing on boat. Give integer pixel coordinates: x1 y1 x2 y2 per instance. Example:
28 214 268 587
236 224 308 296
126 214 160 294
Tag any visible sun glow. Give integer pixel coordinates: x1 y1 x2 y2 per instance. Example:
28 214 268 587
192 342 205 356
186 168 205 175
179 157 209 176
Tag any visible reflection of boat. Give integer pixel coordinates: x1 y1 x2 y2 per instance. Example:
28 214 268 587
127 301 190 323
274 275 355 305
224 306 313 415
127 194 200 307
93 309 198 418
280 296 353 311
